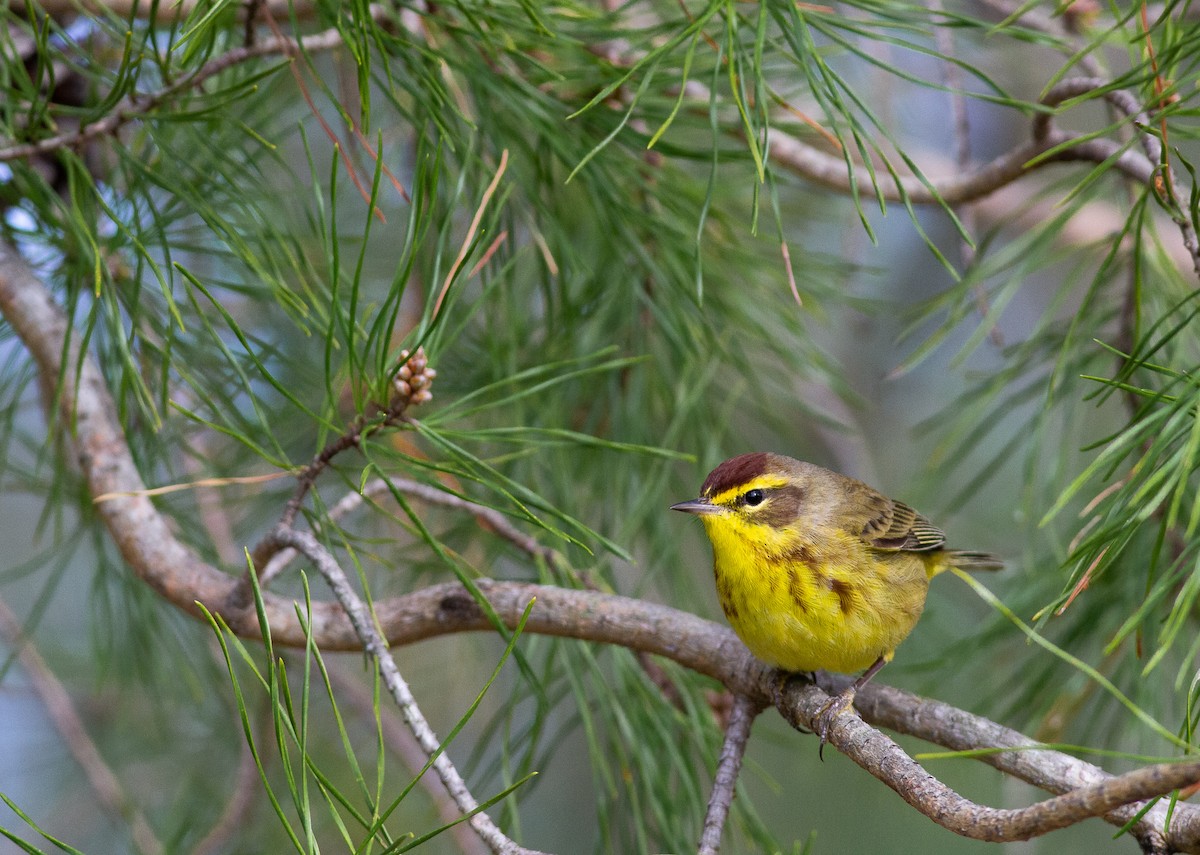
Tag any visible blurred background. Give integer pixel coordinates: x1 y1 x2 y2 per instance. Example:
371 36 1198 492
1 1 1198 852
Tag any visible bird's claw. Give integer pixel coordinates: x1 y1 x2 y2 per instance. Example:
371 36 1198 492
769 670 815 734
814 689 856 761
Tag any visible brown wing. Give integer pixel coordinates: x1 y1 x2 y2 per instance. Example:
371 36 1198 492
860 498 946 553
805 463 947 554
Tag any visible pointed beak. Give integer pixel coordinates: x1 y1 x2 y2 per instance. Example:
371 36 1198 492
670 497 721 515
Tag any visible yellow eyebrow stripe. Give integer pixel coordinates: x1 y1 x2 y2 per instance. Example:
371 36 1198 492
710 475 789 504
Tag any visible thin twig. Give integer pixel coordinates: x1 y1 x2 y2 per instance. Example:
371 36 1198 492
244 420 367 582
0 598 164 855
257 474 558 587
698 693 764 855
0 8 388 163
367 476 558 560
247 352 433 583
1038 76 1200 277
272 525 547 855
328 663 492 855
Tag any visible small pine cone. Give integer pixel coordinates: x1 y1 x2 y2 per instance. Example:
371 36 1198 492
391 345 435 407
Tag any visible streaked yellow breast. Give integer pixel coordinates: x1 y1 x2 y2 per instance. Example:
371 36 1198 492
701 513 932 674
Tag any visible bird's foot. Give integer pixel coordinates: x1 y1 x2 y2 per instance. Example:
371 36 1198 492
769 670 790 710
814 688 857 761
769 670 815 733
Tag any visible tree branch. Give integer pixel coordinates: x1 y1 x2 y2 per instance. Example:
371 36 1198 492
4 240 1200 850
1036 77 1200 278
257 475 562 588
270 525 545 855
769 106 1155 207
11 4 1194 278
327 663 493 855
246 349 433 580
784 676 1200 848
698 693 764 855
0 9 387 163
618 15 1198 277
851 680 1187 853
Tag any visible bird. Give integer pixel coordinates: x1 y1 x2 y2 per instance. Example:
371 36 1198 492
671 451 1002 749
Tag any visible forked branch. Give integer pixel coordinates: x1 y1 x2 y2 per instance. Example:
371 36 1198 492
270 526 546 855
3 240 1200 851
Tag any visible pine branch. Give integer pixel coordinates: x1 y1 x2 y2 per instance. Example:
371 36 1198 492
4 237 1200 851
327 663 494 855
5 5 1200 850
698 693 764 855
270 525 547 855
0 7 390 163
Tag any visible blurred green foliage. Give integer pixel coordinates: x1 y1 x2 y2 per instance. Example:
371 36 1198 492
1 0 1200 852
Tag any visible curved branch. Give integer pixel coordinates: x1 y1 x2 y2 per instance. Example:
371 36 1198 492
327 664 493 855
10 10 1191 276
4 240 1200 851
768 74 1200 279
1039 77 1200 278
788 677 1199 848
770 105 1153 208
853 681 1189 852
589 7 1159 209
257 474 555 588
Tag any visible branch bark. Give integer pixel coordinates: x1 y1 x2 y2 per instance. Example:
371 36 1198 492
699 693 764 855
270 525 546 855
3 238 1200 851
786 676 1198 848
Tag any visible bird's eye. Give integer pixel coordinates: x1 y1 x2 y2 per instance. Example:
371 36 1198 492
743 489 765 507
